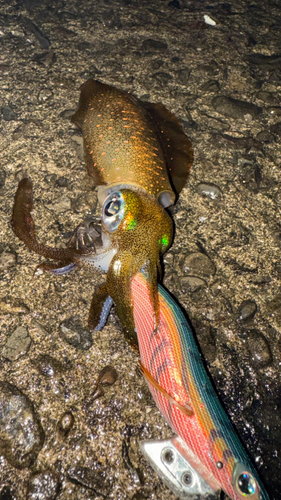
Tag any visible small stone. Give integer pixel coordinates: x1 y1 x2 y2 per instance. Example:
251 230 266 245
60 317 92 350
196 182 222 200
180 252 216 277
55 177 68 187
97 366 118 386
212 96 262 119
1 106 17 121
268 107 281 116
0 486 13 500
67 465 109 495
0 381 44 468
0 299 29 315
31 354 66 377
2 326 32 360
141 39 168 52
256 91 276 103
200 80 220 92
57 411 74 437
270 122 281 136
45 196 71 212
0 169 6 189
246 330 272 367
180 276 206 293
177 68 191 85
38 88 53 101
256 130 275 143
152 72 173 84
60 109 75 119
27 470 60 500
0 251 16 270
237 300 257 322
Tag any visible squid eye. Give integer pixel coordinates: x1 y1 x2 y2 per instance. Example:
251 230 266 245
102 191 124 232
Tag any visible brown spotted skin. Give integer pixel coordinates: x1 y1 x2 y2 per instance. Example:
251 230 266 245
11 80 193 349
71 80 175 204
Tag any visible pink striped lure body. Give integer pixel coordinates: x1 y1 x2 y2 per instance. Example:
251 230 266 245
132 272 269 500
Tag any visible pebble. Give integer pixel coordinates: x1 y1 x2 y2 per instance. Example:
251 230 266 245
67 465 109 495
180 276 206 293
45 196 71 212
212 96 262 119
200 80 220 92
177 68 191 85
57 411 75 438
0 168 6 188
256 91 276 103
180 252 216 277
1 106 17 121
31 354 66 378
248 53 281 69
27 471 60 500
2 326 31 361
246 330 272 367
196 182 222 200
0 487 13 500
256 130 275 143
60 317 93 350
237 300 257 322
268 107 281 116
24 18 50 50
0 251 16 271
152 72 173 84
270 122 281 136
0 298 29 314
97 366 118 386
0 381 44 468
141 39 168 52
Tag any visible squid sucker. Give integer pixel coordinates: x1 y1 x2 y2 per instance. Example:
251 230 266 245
11 81 270 499
11 79 193 348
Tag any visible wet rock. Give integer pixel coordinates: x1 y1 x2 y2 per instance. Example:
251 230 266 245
246 330 272 367
177 68 191 85
45 196 71 212
55 176 68 187
2 326 31 361
0 169 6 189
60 108 75 120
38 88 53 101
34 51 56 67
256 130 275 143
0 251 16 270
0 381 44 468
180 275 206 293
0 299 29 315
237 300 257 322
212 96 262 119
200 79 220 92
67 465 109 495
97 366 118 386
141 39 168 52
0 487 13 500
196 182 222 200
31 354 66 377
180 252 216 277
27 470 60 500
24 18 50 50
152 72 172 84
248 53 281 69
268 107 281 116
256 91 276 103
57 412 74 438
270 122 281 137
60 317 92 350
1 106 17 121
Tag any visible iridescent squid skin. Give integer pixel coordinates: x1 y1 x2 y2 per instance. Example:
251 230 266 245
11 79 193 349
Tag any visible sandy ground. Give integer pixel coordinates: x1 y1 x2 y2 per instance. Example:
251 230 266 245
0 0 280 498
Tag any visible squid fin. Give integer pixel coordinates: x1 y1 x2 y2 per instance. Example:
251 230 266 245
139 361 193 417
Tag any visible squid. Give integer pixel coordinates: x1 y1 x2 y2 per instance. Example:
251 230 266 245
11 80 269 499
